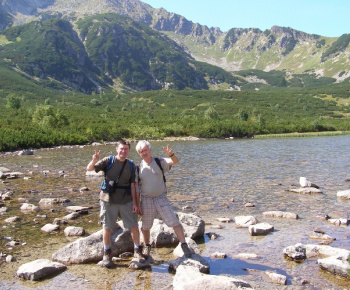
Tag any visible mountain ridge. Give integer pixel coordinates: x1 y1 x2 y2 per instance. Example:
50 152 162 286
0 0 349 93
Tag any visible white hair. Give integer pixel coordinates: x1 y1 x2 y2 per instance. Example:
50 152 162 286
136 140 151 152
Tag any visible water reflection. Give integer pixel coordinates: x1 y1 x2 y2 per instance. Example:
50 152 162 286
1 135 350 289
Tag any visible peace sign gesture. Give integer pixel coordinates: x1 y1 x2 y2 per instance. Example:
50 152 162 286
162 144 174 157
92 150 101 162
162 144 179 165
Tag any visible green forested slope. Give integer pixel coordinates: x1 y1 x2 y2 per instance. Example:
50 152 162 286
1 83 349 152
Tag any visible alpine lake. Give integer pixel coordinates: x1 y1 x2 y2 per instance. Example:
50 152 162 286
1 135 350 289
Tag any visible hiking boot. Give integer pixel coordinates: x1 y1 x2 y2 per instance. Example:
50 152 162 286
134 246 146 262
143 244 152 258
98 248 113 268
181 243 192 258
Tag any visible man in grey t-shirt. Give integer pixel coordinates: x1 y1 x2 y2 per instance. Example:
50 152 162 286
135 140 192 259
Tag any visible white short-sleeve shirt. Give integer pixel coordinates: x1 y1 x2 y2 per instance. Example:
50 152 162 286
137 157 170 198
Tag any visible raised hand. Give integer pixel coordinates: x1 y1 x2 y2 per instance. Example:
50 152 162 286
92 150 101 162
162 144 173 157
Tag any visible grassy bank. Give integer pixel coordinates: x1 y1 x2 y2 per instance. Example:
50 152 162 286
254 131 350 139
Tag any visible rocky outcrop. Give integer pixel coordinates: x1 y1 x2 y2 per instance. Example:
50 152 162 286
2 0 54 16
52 213 205 264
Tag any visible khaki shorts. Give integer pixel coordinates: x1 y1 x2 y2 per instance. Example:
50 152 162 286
141 193 180 230
100 200 138 229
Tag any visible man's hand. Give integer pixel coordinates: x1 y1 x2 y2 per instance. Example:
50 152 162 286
86 150 101 171
92 150 101 162
162 144 173 157
162 144 179 165
132 204 143 215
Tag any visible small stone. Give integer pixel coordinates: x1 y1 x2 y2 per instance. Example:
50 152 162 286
210 252 227 259
206 232 220 240
182 206 192 210
217 217 233 223
211 225 223 229
6 255 16 262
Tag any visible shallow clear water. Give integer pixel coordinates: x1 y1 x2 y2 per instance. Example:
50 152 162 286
1 135 350 289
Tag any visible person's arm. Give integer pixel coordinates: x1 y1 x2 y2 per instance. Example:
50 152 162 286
86 150 100 171
163 144 179 166
134 182 142 215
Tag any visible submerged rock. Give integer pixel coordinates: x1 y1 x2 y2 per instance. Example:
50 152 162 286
328 218 349 226
39 198 70 205
289 187 322 194
265 271 287 285
20 203 38 211
337 189 350 199
308 231 335 241
263 210 298 219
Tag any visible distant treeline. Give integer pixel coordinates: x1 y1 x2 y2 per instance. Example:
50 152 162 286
1 81 350 152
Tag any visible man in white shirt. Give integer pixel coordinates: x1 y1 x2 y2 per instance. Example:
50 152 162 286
135 140 192 259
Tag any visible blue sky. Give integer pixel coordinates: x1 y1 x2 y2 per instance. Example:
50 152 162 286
141 0 349 37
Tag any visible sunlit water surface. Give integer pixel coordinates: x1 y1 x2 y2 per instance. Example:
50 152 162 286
1 135 350 289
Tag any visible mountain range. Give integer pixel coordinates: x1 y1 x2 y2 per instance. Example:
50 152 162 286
0 0 349 94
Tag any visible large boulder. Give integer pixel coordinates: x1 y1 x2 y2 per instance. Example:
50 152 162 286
283 243 350 278
177 212 205 238
173 265 253 289
52 222 129 264
17 259 66 281
318 256 350 278
52 213 205 264
143 213 205 246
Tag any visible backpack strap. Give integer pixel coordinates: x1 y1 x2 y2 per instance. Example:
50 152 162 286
128 159 134 179
155 157 166 183
104 155 115 178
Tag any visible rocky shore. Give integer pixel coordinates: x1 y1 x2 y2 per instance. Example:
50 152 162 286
1 140 350 289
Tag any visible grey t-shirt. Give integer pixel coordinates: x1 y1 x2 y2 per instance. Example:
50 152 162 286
94 156 135 204
136 157 170 198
